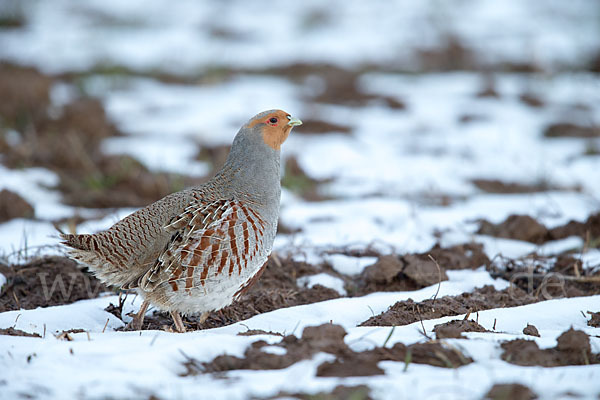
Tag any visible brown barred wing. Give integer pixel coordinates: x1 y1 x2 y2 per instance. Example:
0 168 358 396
139 199 267 294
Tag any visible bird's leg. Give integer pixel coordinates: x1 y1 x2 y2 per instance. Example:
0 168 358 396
199 312 209 324
128 299 150 331
171 311 186 333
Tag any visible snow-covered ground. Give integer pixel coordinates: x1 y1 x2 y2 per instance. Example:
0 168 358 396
0 1 599 399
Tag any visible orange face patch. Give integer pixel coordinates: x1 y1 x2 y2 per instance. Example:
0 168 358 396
249 110 296 150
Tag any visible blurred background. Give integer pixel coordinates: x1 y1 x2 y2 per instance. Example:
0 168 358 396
1 4 600 398
0 0 599 258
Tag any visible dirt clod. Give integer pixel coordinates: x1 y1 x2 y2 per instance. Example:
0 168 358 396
587 311 600 327
477 215 548 244
543 123 599 138
316 357 384 377
355 243 488 296
485 383 537 400
0 327 41 338
433 319 489 339
0 256 109 312
186 323 472 377
471 179 575 194
361 285 535 327
268 385 372 400
556 327 590 353
0 189 34 222
501 328 599 367
477 213 600 246
402 254 448 287
522 324 540 337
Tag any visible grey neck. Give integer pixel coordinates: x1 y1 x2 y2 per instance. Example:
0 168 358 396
215 128 282 216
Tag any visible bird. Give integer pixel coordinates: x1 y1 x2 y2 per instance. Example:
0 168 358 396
60 109 302 332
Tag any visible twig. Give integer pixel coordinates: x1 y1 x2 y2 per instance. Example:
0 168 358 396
13 313 21 328
427 254 442 306
102 318 109 333
150 333 160 346
415 305 431 340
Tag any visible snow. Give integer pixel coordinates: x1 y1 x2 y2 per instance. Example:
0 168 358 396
323 254 378 275
1 1 598 73
297 273 347 296
0 0 599 398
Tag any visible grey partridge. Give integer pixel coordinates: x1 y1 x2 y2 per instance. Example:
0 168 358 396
61 110 302 332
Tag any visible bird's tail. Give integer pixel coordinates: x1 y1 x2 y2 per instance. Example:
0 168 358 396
60 232 136 288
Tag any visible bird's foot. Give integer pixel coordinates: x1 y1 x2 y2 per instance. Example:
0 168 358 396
171 311 186 333
125 299 150 331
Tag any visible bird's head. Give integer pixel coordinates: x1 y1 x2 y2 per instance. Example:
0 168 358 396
244 109 302 151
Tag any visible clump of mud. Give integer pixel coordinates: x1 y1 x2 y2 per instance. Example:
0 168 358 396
182 323 472 377
0 189 34 222
501 328 600 367
0 256 109 312
471 179 578 194
522 324 540 337
477 213 600 246
484 383 537 400
351 243 489 296
360 285 534 327
433 319 489 339
543 122 599 138
0 327 41 338
587 311 600 327
266 385 372 400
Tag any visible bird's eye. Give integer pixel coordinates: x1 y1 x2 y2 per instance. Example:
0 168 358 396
268 117 278 124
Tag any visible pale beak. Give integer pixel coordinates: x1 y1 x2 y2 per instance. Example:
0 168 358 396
287 116 302 127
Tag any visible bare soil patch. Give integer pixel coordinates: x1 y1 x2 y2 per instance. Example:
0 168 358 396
543 122 599 138
471 179 579 194
361 284 535 327
182 323 472 377
350 243 489 296
0 327 41 338
249 63 406 109
485 383 537 400
433 319 489 339
363 250 600 328
416 36 477 71
0 189 34 222
266 385 372 400
0 256 108 312
501 328 600 367
519 93 545 108
522 324 540 337
0 63 194 209
477 213 600 246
